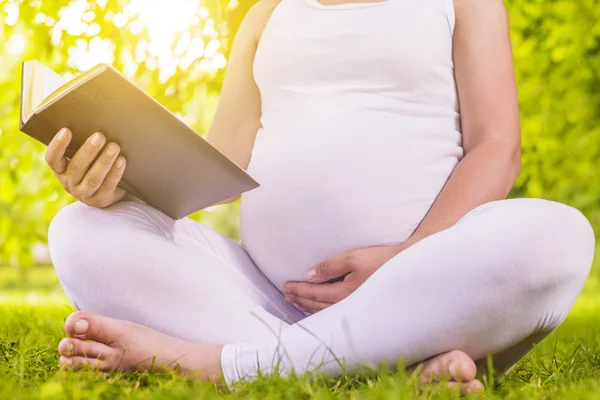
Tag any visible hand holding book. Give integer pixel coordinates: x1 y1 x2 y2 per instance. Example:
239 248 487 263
20 60 259 219
45 128 131 208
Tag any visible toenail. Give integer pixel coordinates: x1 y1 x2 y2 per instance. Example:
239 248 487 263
66 341 73 353
448 361 459 378
75 319 89 334
60 356 73 367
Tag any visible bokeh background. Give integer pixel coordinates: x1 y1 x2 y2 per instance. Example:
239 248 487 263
0 0 599 268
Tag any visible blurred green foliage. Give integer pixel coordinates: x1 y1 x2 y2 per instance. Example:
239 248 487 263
508 0 600 224
0 0 253 266
0 0 598 267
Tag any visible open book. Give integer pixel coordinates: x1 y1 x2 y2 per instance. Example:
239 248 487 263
20 60 259 219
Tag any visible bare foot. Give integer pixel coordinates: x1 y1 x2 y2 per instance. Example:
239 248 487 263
416 350 485 395
58 312 483 394
57 311 224 383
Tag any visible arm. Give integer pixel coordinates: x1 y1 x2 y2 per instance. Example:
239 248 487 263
207 1 281 205
400 0 521 249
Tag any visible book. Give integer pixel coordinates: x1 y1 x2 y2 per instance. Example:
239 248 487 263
19 60 259 219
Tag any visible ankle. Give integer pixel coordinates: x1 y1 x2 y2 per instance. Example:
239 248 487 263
180 344 225 383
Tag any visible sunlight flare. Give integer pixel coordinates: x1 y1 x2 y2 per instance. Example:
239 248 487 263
52 0 226 81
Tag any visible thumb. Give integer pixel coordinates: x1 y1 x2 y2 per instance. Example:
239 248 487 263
307 254 353 283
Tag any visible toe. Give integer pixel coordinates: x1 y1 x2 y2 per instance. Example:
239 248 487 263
64 311 93 338
58 337 117 360
419 350 477 383
64 311 125 344
447 351 476 382
462 379 485 394
448 379 485 395
59 355 115 372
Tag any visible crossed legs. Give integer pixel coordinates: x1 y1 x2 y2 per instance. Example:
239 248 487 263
49 199 594 392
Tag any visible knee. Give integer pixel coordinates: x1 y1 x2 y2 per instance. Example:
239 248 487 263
507 199 595 295
48 202 104 280
49 201 165 283
48 202 140 280
536 200 593 281
49 202 97 252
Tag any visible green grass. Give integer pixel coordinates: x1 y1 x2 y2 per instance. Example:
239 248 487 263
2 256 600 400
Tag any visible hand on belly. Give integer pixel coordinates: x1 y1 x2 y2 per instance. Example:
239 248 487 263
282 243 408 314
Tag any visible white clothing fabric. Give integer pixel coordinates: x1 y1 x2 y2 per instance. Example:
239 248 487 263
242 0 463 289
49 199 594 385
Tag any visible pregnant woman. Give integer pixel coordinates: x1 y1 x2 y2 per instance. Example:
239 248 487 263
47 0 594 394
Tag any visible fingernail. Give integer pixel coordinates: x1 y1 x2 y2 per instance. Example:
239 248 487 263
307 269 317 280
91 133 102 146
58 128 68 140
116 157 125 168
106 144 118 156
284 295 292 302
74 319 89 335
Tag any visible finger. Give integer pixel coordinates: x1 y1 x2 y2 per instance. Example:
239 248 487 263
66 132 106 187
45 128 71 174
307 254 353 283
284 293 332 313
76 143 121 199
88 156 126 204
283 281 347 304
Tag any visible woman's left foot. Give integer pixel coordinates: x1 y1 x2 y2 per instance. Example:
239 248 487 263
417 350 485 394
58 311 224 382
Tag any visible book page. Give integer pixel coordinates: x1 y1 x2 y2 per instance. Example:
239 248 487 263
41 63 65 101
21 62 33 123
38 63 107 111
21 60 65 122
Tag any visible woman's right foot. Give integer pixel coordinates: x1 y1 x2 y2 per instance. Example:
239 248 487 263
58 311 224 382
417 350 485 394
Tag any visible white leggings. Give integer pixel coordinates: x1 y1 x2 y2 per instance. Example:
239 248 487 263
48 199 595 384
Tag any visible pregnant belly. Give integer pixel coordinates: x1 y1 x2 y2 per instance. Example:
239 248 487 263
240 130 462 290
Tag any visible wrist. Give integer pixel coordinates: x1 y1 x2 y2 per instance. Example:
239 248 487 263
394 233 425 254
391 242 410 256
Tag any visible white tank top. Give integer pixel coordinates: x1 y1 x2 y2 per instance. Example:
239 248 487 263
241 0 463 289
